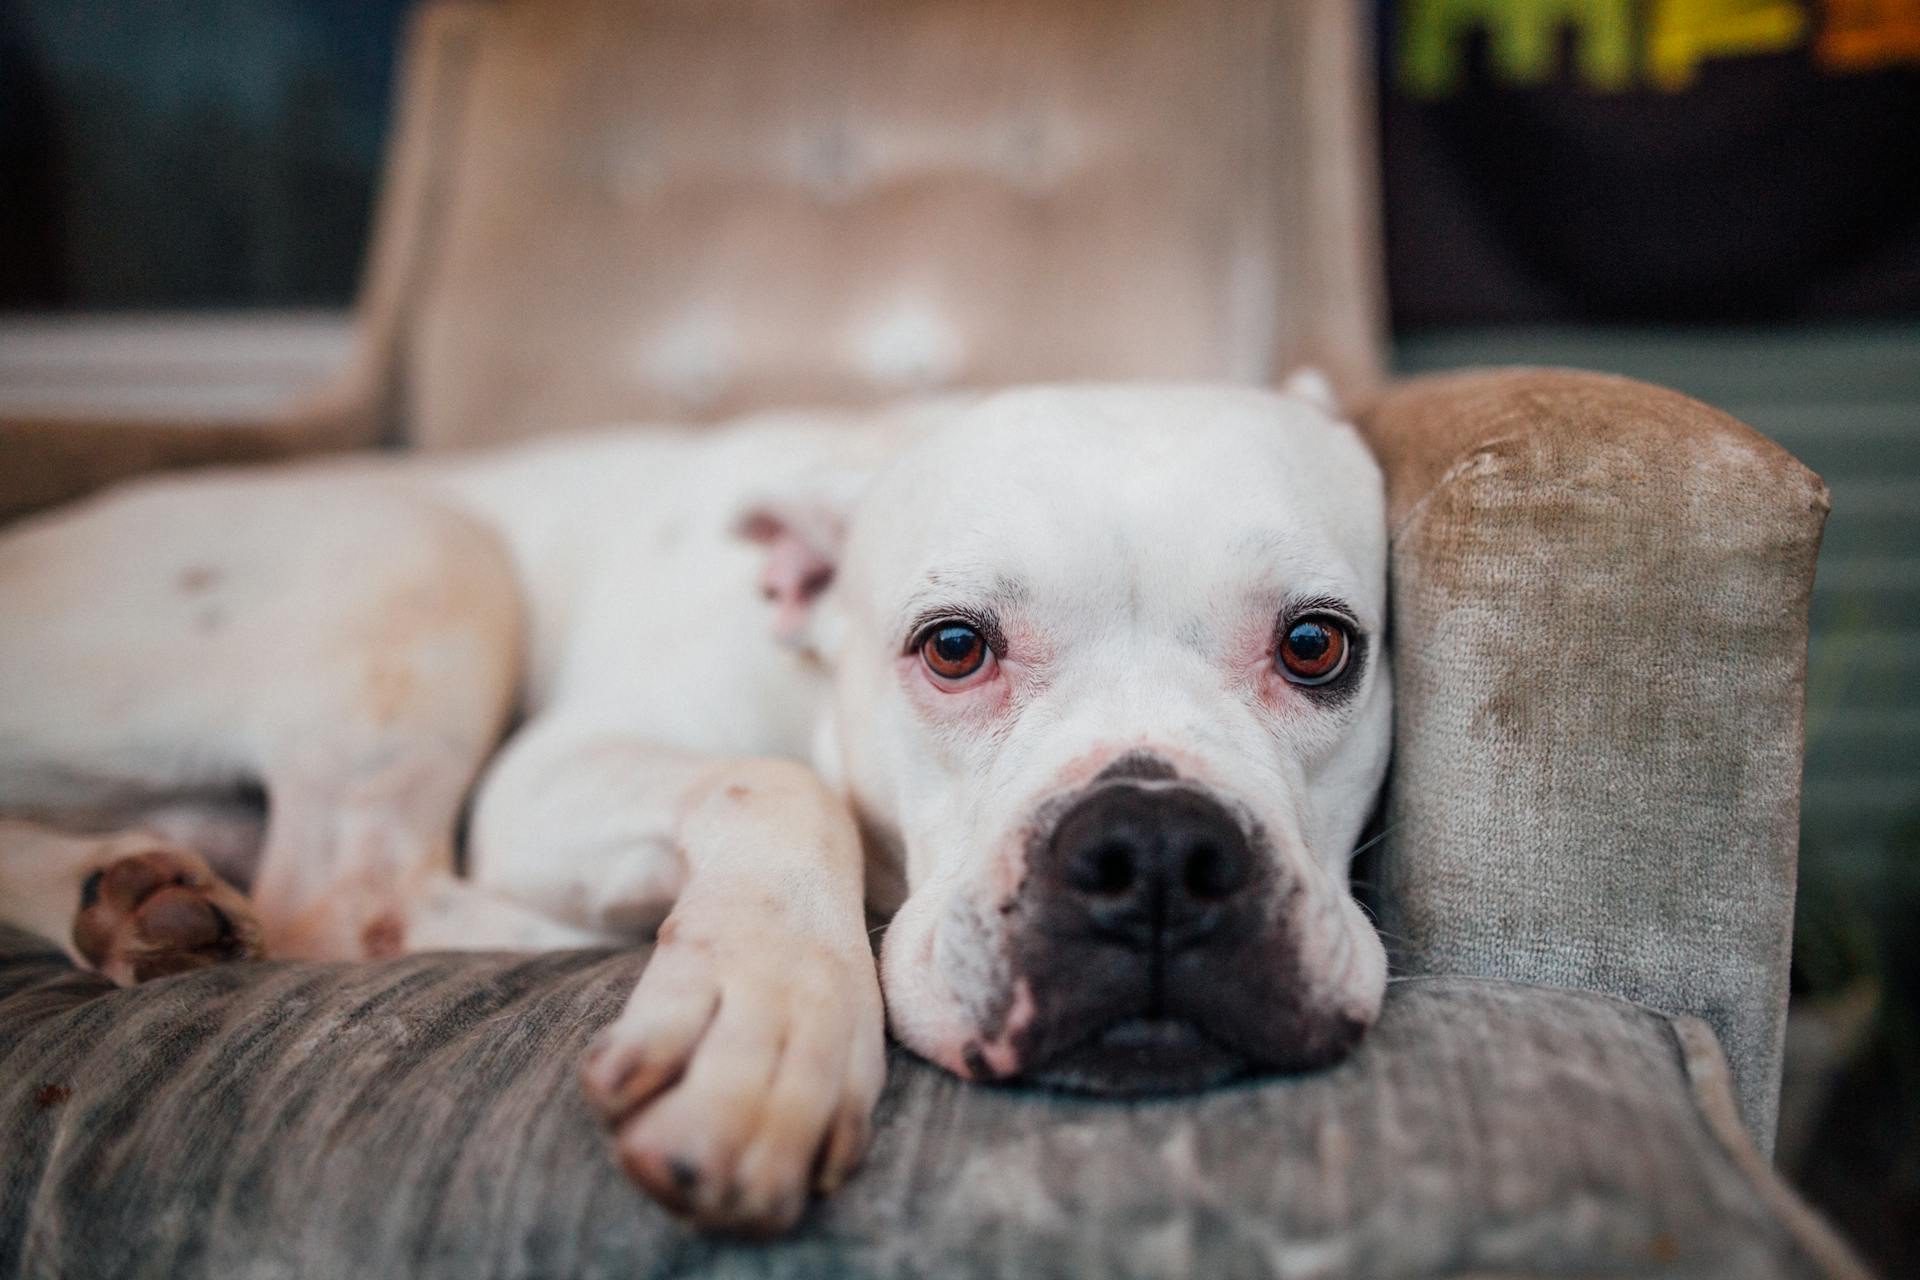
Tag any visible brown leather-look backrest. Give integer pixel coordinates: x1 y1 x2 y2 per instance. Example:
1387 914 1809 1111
362 0 1384 448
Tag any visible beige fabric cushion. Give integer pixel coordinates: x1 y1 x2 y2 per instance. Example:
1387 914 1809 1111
1356 368 1830 1150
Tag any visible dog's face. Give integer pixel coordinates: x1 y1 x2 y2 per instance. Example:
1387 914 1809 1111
769 382 1391 1091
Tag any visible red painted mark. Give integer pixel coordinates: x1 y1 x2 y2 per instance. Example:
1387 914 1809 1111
35 1084 72 1108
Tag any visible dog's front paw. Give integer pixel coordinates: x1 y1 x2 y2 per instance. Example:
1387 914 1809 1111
580 913 886 1235
72 845 262 986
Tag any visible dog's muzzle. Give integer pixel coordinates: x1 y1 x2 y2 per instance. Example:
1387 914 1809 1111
1003 779 1367 1093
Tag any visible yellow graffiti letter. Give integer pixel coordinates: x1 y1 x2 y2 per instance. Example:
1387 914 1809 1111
1646 0 1810 88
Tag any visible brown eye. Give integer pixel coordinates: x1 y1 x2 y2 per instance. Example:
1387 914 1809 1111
921 623 988 680
1277 617 1350 686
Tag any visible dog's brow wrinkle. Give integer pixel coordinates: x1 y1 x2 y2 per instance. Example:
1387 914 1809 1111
1176 617 1212 649
1238 527 1314 560
896 571 1029 637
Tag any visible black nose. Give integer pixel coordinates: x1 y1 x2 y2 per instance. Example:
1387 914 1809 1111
1046 783 1254 952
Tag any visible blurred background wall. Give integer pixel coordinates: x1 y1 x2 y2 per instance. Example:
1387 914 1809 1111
1380 0 1920 325
0 0 409 309
0 0 1915 1269
5 0 1916 321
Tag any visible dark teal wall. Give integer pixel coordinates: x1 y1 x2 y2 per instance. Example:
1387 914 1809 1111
4 1 1915 321
0 0 409 309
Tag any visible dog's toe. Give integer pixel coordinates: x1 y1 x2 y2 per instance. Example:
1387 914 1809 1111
585 922 886 1235
73 845 262 986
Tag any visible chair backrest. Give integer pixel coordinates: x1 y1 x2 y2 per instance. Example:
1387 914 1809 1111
352 0 1385 449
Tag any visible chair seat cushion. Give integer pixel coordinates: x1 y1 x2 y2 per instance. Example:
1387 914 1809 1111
0 927 1856 1279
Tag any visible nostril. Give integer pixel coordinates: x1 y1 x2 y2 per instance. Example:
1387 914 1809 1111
1183 840 1248 901
1071 841 1137 896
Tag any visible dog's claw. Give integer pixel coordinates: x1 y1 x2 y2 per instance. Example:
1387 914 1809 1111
72 846 262 986
812 1106 873 1196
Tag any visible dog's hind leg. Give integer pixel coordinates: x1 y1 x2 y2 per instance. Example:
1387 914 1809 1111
253 761 613 961
205 487 612 960
0 472 596 966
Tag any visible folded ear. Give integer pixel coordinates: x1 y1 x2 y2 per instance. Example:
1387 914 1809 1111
737 503 842 647
1282 366 1341 416
734 464 870 651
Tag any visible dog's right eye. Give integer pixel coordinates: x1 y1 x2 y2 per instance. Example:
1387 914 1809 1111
920 623 988 681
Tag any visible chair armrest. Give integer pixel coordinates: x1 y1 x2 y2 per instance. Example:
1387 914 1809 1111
1355 368 1831 1152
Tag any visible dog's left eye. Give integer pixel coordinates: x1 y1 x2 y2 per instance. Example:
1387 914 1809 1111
1276 617 1351 686
920 623 989 680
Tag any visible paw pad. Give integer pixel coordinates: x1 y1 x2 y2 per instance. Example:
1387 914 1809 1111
73 847 261 985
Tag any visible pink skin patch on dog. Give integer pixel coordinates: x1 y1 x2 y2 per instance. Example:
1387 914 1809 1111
896 616 1060 727
360 911 406 959
1224 609 1341 715
972 740 1223 918
967 977 1035 1079
882 910 1005 1077
987 826 1031 906
1045 740 1214 793
894 652 1015 726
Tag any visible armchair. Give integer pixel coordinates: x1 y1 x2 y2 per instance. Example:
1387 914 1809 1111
0 2 1858 1275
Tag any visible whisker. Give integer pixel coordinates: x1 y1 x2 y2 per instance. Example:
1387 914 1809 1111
1346 821 1402 861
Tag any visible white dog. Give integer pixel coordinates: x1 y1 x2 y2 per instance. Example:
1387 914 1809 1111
0 379 1391 1233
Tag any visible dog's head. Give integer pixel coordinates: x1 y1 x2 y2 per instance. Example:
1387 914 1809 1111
745 379 1390 1091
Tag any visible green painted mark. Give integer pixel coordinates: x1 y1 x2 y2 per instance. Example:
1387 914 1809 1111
1399 0 1636 96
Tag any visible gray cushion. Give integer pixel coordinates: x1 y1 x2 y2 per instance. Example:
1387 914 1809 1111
0 928 1864 1279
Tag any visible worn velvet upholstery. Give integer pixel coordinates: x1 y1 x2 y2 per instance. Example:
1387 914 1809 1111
1356 370 1829 1148
0 928 1866 1280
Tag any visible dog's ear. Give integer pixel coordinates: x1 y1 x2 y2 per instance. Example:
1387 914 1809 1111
1282 367 1341 416
734 467 868 653
737 502 842 647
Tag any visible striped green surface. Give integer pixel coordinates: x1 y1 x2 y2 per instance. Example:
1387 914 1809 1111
1396 327 1920 879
